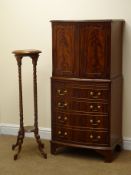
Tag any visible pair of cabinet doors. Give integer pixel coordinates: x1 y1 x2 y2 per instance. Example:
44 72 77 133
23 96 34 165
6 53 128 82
52 22 110 79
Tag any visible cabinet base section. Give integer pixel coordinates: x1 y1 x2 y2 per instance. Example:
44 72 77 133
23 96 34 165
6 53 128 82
50 140 122 163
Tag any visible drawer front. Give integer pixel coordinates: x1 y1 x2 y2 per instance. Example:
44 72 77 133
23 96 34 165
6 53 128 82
55 100 109 114
71 87 109 100
53 111 109 129
53 126 109 146
71 101 108 113
53 80 109 101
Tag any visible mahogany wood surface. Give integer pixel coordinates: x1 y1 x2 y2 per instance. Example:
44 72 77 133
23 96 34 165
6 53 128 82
12 50 47 160
51 20 124 162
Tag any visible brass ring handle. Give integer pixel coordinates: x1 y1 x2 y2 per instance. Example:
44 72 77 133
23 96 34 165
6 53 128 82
90 120 101 125
91 135 101 142
92 123 98 126
92 96 98 98
90 119 99 125
90 105 101 111
92 109 99 112
57 102 68 108
90 91 101 98
57 89 67 96
57 116 68 122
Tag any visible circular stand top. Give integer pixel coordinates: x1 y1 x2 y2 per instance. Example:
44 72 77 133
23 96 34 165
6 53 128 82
12 49 42 56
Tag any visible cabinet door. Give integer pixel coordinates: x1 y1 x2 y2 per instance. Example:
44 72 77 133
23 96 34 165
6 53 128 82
79 22 110 79
52 23 79 77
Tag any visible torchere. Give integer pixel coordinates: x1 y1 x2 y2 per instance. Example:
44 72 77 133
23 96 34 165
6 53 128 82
12 49 47 160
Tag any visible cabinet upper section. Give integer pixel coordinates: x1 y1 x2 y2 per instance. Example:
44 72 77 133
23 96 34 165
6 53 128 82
51 20 124 79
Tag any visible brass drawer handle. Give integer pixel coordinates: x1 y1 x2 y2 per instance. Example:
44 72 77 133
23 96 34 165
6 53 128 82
90 119 93 123
90 134 93 139
90 105 93 109
90 91 94 95
90 119 101 125
90 105 101 111
97 120 101 123
90 134 101 140
90 120 101 126
90 119 98 125
58 131 62 135
97 92 101 96
57 102 68 108
90 92 98 98
57 116 68 122
64 132 68 136
97 135 101 139
58 116 61 120
93 120 101 125
90 91 101 98
64 116 68 121
97 105 101 109
57 89 67 96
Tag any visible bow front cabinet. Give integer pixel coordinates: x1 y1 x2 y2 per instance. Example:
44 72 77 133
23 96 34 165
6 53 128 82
50 20 124 162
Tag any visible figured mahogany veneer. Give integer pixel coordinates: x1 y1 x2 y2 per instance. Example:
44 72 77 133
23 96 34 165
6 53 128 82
50 20 124 162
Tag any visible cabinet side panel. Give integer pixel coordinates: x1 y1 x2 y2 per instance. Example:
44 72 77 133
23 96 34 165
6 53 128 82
111 21 124 78
110 77 122 146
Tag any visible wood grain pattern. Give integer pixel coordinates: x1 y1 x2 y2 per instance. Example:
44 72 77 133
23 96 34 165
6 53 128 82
51 20 124 162
79 22 110 78
52 23 79 77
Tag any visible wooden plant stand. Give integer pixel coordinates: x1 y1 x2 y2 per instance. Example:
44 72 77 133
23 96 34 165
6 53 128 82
12 49 47 160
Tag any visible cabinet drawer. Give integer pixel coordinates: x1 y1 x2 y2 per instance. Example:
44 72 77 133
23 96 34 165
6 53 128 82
72 87 109 100
53 126 109 146
71 101 109 114
53 111 109 129
71 129 109 145
55 100 109 114
52 80 109 101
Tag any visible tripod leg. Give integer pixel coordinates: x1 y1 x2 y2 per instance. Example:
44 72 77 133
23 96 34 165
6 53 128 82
32 57 47 159
34 132 47 159
12 130 23 150
13 133 24 160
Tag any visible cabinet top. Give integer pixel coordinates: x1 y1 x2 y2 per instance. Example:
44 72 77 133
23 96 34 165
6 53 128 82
51 19 125 23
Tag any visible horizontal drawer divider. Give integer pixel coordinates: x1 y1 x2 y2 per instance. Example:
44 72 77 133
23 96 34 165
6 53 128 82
55 109 109 115
54 110 109 117
52 123 109 131
52 125 109 131
71 97 108 102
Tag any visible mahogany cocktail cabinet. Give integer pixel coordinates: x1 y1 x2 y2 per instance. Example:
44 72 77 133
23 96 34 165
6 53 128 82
50 20 124 162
